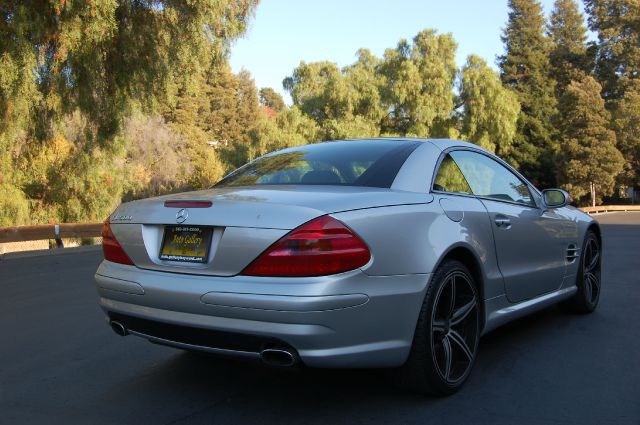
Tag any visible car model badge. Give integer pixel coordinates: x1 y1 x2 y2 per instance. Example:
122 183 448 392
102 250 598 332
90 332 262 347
176 208 188 224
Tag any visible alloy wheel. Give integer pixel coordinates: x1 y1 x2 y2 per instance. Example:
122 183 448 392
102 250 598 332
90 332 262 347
583 236 601 305
430 271 479 385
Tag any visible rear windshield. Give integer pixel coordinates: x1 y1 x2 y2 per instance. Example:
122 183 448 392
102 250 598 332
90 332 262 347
214 140 420 189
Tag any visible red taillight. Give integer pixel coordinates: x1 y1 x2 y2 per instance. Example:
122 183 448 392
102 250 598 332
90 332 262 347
101 218 134 265
241 216 370 277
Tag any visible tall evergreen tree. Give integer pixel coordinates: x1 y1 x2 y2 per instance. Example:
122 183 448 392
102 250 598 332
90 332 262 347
557 75 624 205
611 79 640 189
584 0 640 100
586 0 640 189
548 0 592 95
499 0 558 188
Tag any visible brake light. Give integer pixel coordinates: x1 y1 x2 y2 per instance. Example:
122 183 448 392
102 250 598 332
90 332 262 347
241 216 370 277
101 218 134 265
164 200 212 208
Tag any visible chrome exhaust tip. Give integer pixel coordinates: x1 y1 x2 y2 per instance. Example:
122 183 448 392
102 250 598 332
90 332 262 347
110 321 128 337
259 348 298 367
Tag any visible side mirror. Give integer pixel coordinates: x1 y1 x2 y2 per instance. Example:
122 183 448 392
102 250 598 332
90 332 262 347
542 189 570 209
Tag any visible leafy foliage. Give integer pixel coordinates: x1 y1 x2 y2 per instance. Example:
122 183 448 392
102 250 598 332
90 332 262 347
548 0 592 95
248 106 321 160
499 0 559 188
611 79 640 188
459 55 520 155
1 2 639 227
259 87 286 112
557 76 624 204
584 0 640 100
0 0 257 225
378 30 457 137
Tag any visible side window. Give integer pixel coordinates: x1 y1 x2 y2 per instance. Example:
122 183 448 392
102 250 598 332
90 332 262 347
449 151 535 206
433 154 473 194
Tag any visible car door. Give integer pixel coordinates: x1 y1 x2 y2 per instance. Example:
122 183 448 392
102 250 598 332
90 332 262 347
448 150 570 303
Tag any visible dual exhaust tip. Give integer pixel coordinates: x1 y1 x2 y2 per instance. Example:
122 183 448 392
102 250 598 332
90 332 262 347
108 320 298 367
259 348 298 367
110 320 128 337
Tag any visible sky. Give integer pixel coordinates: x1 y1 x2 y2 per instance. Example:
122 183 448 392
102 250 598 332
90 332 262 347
229 0 589 104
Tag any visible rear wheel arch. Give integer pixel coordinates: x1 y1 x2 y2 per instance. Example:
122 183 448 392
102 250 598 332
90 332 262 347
433 245 486 331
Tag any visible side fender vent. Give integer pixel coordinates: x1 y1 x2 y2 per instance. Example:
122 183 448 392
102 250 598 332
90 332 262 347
566 244 580 263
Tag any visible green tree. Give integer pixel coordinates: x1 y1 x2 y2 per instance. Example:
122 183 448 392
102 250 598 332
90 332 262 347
283 59 381 140
205 64 260 147
162 71 226 188
342 49 386 126
585 1 640 191
458 55 521 155
499 0 559 187
584 0 640 100
0 0 258 143
557 75 624 205
248 106 320 159
0 1 258 225
259 87 286 112
207 65 260 169
378 30 457 137
548 0 592 95
611 79 640 189
284 61 354 124
163 60 260 178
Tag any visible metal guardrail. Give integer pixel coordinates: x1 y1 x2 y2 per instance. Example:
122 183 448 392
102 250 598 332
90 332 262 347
0 223 103 247
580 205 640 214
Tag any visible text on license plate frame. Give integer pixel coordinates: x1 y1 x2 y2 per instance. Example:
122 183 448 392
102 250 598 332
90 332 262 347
159 225 213 263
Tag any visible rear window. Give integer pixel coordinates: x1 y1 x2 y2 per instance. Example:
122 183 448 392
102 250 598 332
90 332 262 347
214 140 420 189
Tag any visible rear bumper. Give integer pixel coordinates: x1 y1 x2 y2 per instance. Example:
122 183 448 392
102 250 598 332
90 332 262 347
95 260 430 368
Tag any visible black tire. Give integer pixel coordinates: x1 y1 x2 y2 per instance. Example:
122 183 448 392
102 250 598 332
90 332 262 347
395 259 480 396
561 230 601 314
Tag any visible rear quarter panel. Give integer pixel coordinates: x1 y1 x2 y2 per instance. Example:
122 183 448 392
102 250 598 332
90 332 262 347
333 194 505 300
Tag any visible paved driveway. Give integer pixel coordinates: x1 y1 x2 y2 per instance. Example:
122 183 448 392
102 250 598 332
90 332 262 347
1 212 638 424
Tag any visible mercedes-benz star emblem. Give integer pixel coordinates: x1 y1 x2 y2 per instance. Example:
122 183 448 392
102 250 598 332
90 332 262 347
176 208 188 224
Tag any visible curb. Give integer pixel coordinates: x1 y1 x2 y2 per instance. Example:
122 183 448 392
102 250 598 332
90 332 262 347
0 245 101 261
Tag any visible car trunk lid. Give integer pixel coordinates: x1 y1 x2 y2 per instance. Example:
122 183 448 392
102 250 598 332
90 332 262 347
108 186 431 276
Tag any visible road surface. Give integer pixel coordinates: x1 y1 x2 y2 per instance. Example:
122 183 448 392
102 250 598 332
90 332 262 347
1 212 638 424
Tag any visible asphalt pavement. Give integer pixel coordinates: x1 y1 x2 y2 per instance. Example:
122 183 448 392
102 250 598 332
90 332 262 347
1 212 639 425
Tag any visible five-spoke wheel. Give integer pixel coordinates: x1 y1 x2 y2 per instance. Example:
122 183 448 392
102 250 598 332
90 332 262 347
397 260 480 396
582 235 601 306
431 271 479 385
563 230 601 313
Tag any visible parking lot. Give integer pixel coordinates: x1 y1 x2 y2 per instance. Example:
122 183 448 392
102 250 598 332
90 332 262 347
1 212 638 425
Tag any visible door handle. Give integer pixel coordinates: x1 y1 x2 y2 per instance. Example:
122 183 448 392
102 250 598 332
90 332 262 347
495 216 511 228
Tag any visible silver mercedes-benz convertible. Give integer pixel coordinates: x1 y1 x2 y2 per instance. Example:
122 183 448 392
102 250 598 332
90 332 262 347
95 138 601 395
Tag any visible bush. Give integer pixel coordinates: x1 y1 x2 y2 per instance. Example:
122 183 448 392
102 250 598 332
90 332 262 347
0 184 30 226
